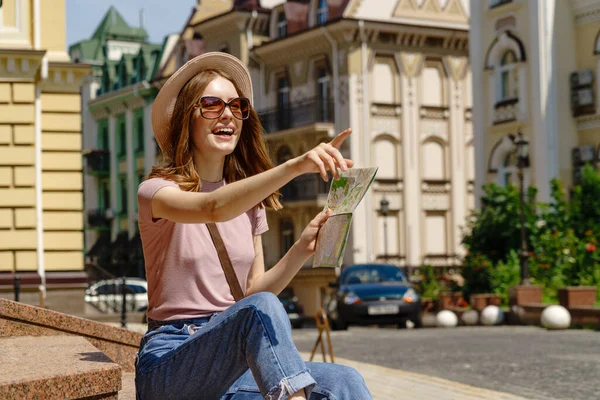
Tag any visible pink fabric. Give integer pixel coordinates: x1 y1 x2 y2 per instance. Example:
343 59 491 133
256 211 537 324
137 177 269 321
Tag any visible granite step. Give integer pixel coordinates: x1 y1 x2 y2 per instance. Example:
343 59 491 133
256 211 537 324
0 335 121 399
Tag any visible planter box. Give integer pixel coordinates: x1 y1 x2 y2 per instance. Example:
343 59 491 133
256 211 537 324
438 292 465 310
470 293 502 312
558 286 597 308
509 285 543 306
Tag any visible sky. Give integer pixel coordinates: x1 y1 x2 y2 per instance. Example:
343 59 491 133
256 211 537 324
66 0 197 47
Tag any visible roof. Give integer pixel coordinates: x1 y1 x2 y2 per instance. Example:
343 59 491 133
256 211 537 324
91 6 148 42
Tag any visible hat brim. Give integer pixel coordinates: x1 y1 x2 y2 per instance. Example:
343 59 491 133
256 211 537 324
151 52 253 155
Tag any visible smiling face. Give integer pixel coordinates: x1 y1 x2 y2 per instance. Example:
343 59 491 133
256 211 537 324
190 75 243 158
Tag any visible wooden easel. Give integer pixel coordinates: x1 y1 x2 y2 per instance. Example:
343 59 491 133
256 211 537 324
309 308 335 363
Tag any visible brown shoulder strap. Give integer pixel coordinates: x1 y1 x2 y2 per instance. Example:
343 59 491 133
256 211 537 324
206 223 245 301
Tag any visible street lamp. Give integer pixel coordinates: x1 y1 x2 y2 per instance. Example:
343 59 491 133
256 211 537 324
514 132 531 286
380 198 390 261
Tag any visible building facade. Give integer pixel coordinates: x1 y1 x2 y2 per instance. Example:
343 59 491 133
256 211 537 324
251 0 473 314
0 0 91 312
70 7 176 279
470 0 600 205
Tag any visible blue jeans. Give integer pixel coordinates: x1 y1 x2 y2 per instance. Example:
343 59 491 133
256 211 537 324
135 292 372 400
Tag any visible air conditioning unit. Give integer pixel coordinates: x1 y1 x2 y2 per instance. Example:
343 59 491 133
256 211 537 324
570 69 594 88
572 146 596 166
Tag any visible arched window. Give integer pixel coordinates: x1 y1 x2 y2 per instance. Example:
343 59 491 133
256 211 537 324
374 139 397 179
422 141 445 180
499 151 517 186
277 12 287 38
499 50 518 101
317 0 328 25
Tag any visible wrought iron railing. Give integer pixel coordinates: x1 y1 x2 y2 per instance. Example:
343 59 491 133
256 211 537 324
87 209 111 229
280 174 329 202
84 149 110 175
258 97 334 133
493 98 518 124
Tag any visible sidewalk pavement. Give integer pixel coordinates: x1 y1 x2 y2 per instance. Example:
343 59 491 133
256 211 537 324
298 352 530 400
111 323 530 399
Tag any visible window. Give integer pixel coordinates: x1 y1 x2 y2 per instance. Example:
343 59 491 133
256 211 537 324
499 50 518 101
277 76 290 129
490 0 512 8
119 176 128 215
317 0 328 25
139 59 146 81
120 65 128 87
280 219 294 257
118 119 126 157
277 12 287 38
135 115 144 153
99 179 110 211
98 122 109 150
317 67 330 121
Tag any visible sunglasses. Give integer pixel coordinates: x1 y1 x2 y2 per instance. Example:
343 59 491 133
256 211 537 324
197 96 250 120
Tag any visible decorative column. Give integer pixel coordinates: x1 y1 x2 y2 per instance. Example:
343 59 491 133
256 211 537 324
399 53 423 267
143 102 155 175
108 115 118 241
126 108 136 237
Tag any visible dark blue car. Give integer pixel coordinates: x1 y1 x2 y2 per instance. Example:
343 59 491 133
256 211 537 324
326 264 422 330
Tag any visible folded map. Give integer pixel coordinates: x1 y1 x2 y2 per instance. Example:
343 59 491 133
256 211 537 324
312 167 378 268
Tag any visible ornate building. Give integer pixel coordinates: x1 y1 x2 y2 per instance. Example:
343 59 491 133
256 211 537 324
470 0 600 204
70 7 176 278
251 0 473 314
0 0 91 313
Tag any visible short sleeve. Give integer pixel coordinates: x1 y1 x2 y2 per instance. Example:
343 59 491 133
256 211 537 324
137 178 178 226
251 206 269 236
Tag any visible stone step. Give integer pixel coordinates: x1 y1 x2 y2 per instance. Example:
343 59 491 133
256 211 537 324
120 372 135 400
0 335 121 399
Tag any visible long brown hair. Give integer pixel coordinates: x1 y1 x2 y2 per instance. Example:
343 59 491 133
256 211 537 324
149 69 282 210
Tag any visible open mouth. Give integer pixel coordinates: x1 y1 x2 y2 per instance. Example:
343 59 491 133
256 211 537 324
212 127 234 137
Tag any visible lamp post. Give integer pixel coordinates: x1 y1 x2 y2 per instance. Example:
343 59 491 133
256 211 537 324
380 198 390 261
514 132 531 286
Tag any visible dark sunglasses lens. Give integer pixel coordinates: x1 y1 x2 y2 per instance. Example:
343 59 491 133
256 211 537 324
200 97 224 119
230 98 250 120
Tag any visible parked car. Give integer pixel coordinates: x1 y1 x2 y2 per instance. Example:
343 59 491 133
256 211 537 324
278 287 305 329
326 264 422 330
84 278 148 313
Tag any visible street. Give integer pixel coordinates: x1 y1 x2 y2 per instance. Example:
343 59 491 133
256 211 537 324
292 326 600 400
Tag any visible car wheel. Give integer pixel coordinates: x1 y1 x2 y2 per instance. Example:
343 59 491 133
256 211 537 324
410 313 423 329
331 315 348 331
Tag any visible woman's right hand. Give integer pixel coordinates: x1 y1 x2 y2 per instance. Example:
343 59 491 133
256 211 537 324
289 128 354 181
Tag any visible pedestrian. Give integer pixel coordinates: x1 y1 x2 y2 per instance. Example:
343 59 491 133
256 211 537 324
135 52 372 400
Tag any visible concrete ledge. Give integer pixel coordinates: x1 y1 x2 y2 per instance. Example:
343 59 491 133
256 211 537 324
0 298 143 372
0 335 121 399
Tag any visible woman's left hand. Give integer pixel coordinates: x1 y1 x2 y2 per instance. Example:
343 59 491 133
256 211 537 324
296 209 332 256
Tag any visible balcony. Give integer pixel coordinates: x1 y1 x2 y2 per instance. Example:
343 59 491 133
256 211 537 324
258 97 334 133
87 209 111 230
280 174 329 203
493 98 518 125
84 150 110 176
489 0 512 8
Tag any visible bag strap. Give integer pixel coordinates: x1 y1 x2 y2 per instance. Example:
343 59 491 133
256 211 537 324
206 222 245 302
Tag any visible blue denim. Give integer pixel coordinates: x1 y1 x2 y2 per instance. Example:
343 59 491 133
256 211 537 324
135 292 372 400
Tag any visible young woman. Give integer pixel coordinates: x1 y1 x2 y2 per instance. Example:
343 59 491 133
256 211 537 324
135 52 372 399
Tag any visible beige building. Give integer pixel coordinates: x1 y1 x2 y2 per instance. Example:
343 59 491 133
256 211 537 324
470 0 600 203
154 0 474 316
0 0 91 312
252 0 473 315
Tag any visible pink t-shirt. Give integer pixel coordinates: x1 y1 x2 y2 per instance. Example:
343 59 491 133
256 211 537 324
137 177 269 321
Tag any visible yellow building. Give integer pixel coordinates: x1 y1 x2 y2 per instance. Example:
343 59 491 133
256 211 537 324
0 0 91 313
470 0 600 203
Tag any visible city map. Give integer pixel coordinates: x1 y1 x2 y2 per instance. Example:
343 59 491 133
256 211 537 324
313 167 378 268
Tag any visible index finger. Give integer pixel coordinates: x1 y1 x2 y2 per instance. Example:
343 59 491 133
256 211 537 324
329 128 352 149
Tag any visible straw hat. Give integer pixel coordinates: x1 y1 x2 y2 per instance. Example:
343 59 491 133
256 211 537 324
151 52 254 155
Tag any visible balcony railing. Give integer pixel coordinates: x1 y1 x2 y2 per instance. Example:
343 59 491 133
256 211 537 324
280 174 329 202
493 98 518 125
258 97 334 133
489 0 512 9
84 150 110 175
87 209 111 230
